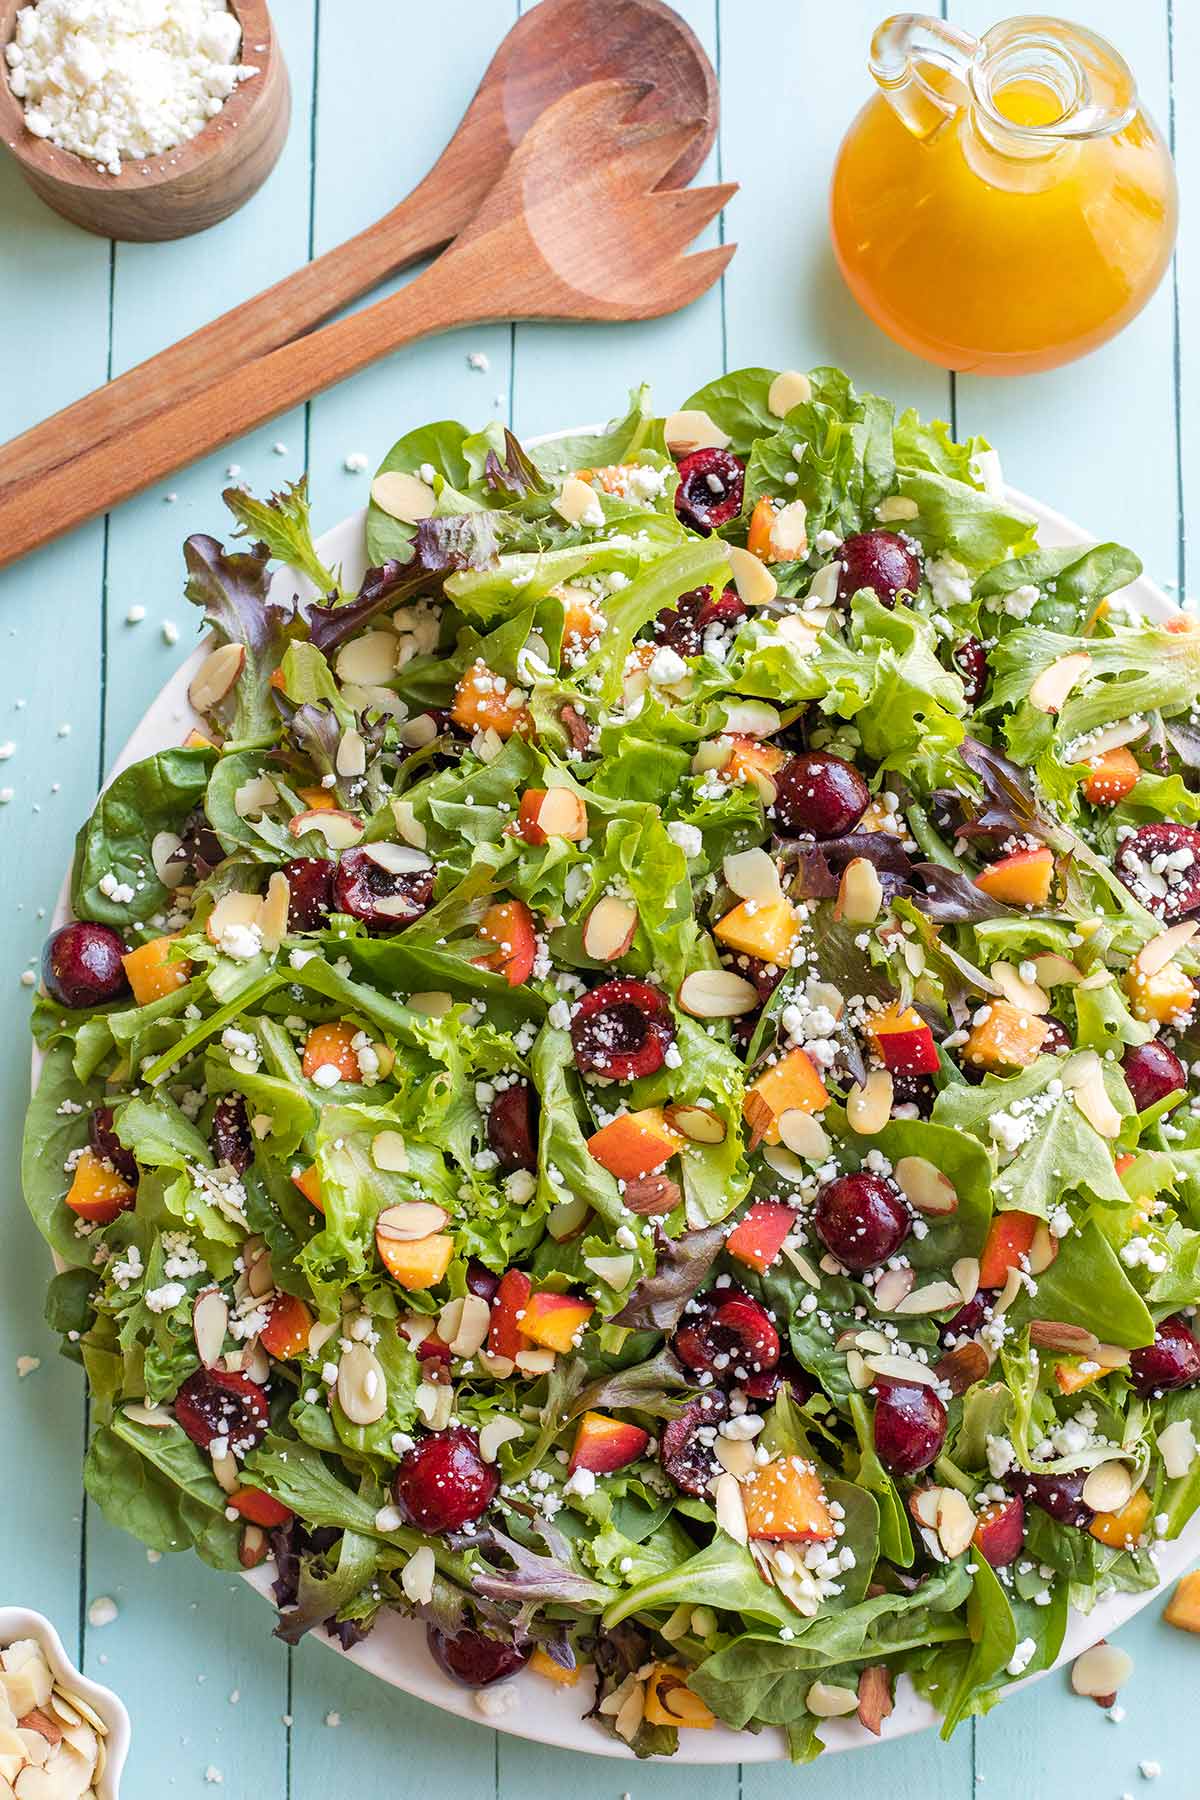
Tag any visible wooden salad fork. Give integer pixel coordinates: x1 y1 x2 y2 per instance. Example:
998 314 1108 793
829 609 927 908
0 0 716 495
0 81 735 569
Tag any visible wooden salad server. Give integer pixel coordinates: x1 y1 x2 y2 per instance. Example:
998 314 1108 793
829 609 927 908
0 81 735 568
0 0 717 495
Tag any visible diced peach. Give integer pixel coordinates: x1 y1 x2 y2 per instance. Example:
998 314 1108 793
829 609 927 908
568 1410 649 1475
1167 614 1199 634
975 846 1054 907
643 1667 715 1730
720 735 788 787
859 798 904 837
530 1646 582 1686
183 728 216 750
1125 961 1197 1025
296 785 336 811
521 1291 594 1353
587 1107 681 1181
488 1269 533 1360
292 1163 324 1213
64 1147 136 1224
713 896 800 964
867 1003 939 1075
517 787 588 844
451 662 532 739
962 999 1048 1071
746 496 777 562
1054 1360 1104 1396
376 1230 455 1291
260 1293 313 1360
744 1048 829 1145
1089 1486 1152 1548
741 1457 835 1542
559 590 604 656
726 1201 795 1273
978 1210 1039 1288
122 934 191 1005
1164 1570 1200 1634
477 900 537 986
1083 746 1140 805
1114 1152 1137 1177
268 666 287 693
301 1022 361 1084
229 1487 293 1528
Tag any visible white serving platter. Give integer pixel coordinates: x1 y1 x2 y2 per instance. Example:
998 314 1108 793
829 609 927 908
37 443 1187 1763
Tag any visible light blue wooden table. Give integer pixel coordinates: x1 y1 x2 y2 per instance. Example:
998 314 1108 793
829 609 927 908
1 2 1197 1794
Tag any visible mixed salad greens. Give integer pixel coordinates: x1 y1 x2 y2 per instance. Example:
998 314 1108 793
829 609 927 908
24 365 1200 1760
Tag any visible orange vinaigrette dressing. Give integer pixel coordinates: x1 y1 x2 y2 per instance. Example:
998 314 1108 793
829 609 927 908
830 15 1177 375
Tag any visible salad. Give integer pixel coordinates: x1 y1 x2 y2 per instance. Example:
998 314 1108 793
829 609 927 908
24 366 1200 1761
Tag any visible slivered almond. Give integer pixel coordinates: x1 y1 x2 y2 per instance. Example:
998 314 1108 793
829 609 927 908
805 562 841 608
1132 920 1199 981
122 1401 171 1428
762 1143 808 1183
994 1265 1025 1315
747 767 779 806
1094 1342 1131 1370
951 1256 980 1304
805 1682 859 1718
478 1416 524 1464
1064 1050 1122 1138
1029 1319 1099 1355
777 1109 830 1160
537 788 588 840
935 1487 976 1558
991 961 1049 1015
723 847 781 904
877 495 920 523
514 1347 557 1375
335 629 399 686
243 1339 270 1384
398 712 439 750
1081 1460 1134 1515
246 1245 275 1298
1159 1419 1197 1478
836 856 883 925
722 701 781 739
440 1295 491 1359
780 1243 822 1287
1071 1641 1134 1700
1033 953 1084 988
847 1069 893 1135
909 1486 942 1529
872 1267 915 1312
693 738 734 775
664 1104 726 1145
362 842 433 876
933 1341 990 1395
336 728 367 779
894 1280 962 1316
864 1352 938 1387
211 1449 239 1494
259 871 290 951
371 470 436 523
845 1349 873 1390
554 475 602 526
371 1130 409 1173
415 1378 453 1430
151 829 187 886
407 990 453 1017
678 968 760 1018
714 1434 757 1478
337 1344 387 1425
664 409 730 454
376 1202 448 1242
308 1319 338 1357
726 542 778 607
583 896 638 962
768 499 809 561
288 807 363 849
391 798 427 849
713 1472 748 1545
1029 650 1092 714
894 1156 958 1216
188 641 246 714
206 890 261 945
768 370 812 417
1028 1222 1058 1275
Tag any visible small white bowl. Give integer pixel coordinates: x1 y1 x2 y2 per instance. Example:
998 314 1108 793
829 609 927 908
0 1608 130 1798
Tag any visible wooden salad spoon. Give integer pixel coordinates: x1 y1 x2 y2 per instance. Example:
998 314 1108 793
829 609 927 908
0 0 716 494
0 79 736 568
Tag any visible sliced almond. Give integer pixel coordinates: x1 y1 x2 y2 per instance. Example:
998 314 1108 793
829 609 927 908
894 1280 962 1316
994 1265 1026 1316
1081 1460 1134 1516
476 1350 516 1379
935 1487 976 1559
864 1352 938 1387
847 1069 893 1136
1029 650 1092 714
713 1472 748 1545
1132 919 1199 981
478 1416 524 1464
375 1202 449 1242
1071 1641 1134 1700
726 542 778 607
713 1434 756 1479
775 614 820 656
514 1346 557 1375
583 896 638 962
371 470 436 524
894 1156 959 1217
553 475 604 527
768 499 809 561
246 1245 275 1297
746 767 779 807
362 842 433 877
951 1256 980 1304
723 847 781 904
777 1109 830 1161
991 961 1049 1015
258 871 290 952
1033 953 1084 988
205 889 261 946
876 494 920 523
845 1349 873 1390
308 1318 338 1357
415 1378 453 1430
398 712 439 750
1094 1342 1131 1370
188 641 245 714
933 1341 990 1395
536 788 588 840
836 857 884 925
390 798 427 849
1029 1319 1099 1355
663 1104 727 1145
613 1678 646 1745
805 1681 859 1719
336 1343 387 1426
407 990 453 1017
122 1401 171 1429
780 1242 822 1287
872 1267 916 1312
243 1339 270 1384
677 968 760 1018
335 728 367 778
288 808 363 850
762 1143 808 1183
693 738 733 775
371 1130 409 1173
767 370 812 417
584 1251 637 1291
400 1545 436 1605
620 1172 681 1215
1028 1222 1058 1276
150 829 187 887
664 408 730 454
193 1290 229 1369
1159 1418 1197 1479
1064 1050 1122 1138
443 1294 491 1359
335 629 400 686
211 1449 239 1494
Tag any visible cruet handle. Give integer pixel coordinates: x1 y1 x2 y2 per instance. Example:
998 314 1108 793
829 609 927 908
868 13 979 139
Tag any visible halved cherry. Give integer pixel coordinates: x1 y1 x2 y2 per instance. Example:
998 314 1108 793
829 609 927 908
673 449 745 534
282 857 335 930
672 1287 780 1380
427 1626 528 1687
485 1082 538 1173
87 1106 138 1184
174 1368 270 1454
659 1391 729 1495
392 1428 498 1533
333 846 435 933
210 1094 253 1175
569 977 675 1080
1115 823 1200 920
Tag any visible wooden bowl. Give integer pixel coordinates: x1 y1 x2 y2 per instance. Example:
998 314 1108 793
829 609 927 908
0 0 290 241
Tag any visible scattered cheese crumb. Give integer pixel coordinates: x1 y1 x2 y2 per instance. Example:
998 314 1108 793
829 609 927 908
87 1595 118 1628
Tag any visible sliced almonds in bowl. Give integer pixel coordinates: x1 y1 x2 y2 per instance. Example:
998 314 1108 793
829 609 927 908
0 1635 112 1799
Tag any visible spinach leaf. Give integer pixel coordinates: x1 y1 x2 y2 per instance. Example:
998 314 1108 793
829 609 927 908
71 746 214 925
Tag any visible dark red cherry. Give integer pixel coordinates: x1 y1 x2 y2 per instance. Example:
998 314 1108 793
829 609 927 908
812 1173 910 1273
1129 1314 1200 1396
741 1360 814 1405
733 954 786 1005
873 1378 946 1476
333 846 435 933
42 922 129 1009
771 752 870 838
658 1391 729 1496
87 1106 138 1184
973 1495 1025 1568
570 977 675 1080
464 1260 500 1304
673 449 745 535
485 1082 538 1173
836 530 922 608
653 584 747 658
952 636 989 706
282 857 335 930
938 1289 996 1346
1005 1467 1092 1528
392 1428 498 1534
1041 1017 1071 1055
672 1287 780 1380
174 1368 269 1454
210 1094 253 1176
889 1070 936 1117
426 1626 528 1688
1122 1040 1187 1113
1115 823 1200 920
